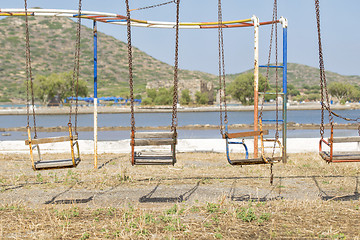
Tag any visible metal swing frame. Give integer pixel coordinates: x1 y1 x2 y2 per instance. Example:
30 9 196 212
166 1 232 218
224 120 283 165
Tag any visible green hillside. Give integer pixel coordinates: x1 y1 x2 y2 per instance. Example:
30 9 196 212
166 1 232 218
227 63 360 87
0 16 215 102
0 16 359 103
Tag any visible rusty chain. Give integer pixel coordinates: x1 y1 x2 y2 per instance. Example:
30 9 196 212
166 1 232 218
218 0 227 136
125 0 135 135
171 0 180 132
24 0 37 138
259 0 279 158
315 0 334 138
260 0 277 122
69 0 82 135
130 0 176 12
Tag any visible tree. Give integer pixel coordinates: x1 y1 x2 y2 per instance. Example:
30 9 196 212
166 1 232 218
180 89 191 105
288 84 300 97
195 91 208 105
228 72 269 105
33 72 88 104
142 88 173 105
349 85 360 102
328 82 352 102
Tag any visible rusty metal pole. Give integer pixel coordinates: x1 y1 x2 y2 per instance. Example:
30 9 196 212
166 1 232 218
252 15 259 158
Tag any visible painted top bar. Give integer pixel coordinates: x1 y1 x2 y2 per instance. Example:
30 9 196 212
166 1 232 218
0 8 285 29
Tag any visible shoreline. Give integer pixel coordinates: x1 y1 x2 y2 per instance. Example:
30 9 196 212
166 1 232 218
1 123 359 133
0 137 358 154
0 103 359 115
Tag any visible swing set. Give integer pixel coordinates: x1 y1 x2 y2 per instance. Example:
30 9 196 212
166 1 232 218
0 1 292 170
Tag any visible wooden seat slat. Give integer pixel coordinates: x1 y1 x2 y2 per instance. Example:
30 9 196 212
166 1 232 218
135 155 173 160
34 158 80 170
25 135 78 145
320 151 360 161
133 160 174 165
224 130 269 139
134 139 175 146
134 132 174 139
134 151 172 156
330 136 360 143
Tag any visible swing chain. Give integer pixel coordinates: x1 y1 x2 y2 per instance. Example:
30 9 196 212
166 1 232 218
315 0 333 139
273 0 280 157
130 0 176 12
125 0 135 134
69 0 82 135
218 0 227 136
24 0 37 138
171 0 180 132
260 0 277 122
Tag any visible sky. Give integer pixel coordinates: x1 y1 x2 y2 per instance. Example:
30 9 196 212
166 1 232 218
1 0 359 77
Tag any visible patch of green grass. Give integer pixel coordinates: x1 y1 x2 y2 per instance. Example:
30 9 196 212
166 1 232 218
80 232 90 240
236 207 257 222
206 202 220 213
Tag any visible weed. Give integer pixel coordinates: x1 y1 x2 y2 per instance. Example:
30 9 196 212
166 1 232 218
236 207 257 222
166 204 178 215
212 215 220 224
107 207 116 216
113 230 121 237
129 222 138 229
136 229 149 236
206 202 220 213
215 233 223 239
190 206 200 213
36 173 43 183
55 207 80 220
319 233 346 239
80 232 90 240
164 224 176 232
259 212 271 221
160 215 173 223
144 213 155 224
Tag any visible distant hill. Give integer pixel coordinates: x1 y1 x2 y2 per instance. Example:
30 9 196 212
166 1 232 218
0 16 215 102
227 63 360 87
0 16 359 103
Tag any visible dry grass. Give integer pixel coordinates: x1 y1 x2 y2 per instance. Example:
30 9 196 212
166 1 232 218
0 152 359 239
0 200 359 239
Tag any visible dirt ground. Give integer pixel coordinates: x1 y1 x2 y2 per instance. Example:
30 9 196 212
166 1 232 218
0 152 359 239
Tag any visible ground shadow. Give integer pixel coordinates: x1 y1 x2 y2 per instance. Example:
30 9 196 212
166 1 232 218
97 158 116 169
229 178 284 202
44 182 122 205
1 181 50 192
313 176 359 201
47 196 94 204
139 181 200 203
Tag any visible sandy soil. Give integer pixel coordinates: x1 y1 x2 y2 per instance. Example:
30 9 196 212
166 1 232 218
0 151 359 239
0 152 359 208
